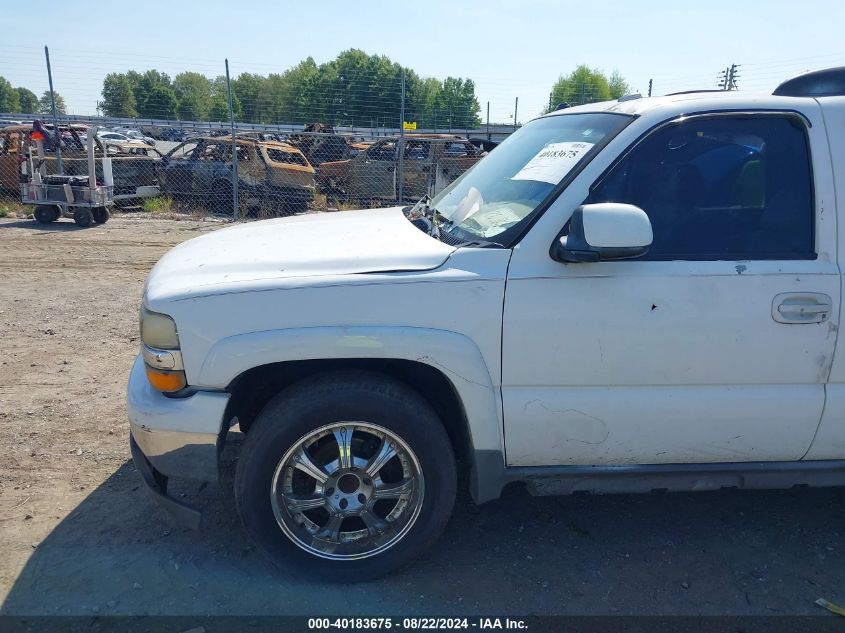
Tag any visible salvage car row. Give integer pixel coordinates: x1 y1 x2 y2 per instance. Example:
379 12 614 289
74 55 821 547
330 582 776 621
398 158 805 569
0 122 488 216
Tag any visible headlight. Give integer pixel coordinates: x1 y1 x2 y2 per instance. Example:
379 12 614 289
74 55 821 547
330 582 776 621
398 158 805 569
139 306 179 349
139 307 186 392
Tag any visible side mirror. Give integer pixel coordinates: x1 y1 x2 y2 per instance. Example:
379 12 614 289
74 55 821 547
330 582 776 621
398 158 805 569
553 203 653 263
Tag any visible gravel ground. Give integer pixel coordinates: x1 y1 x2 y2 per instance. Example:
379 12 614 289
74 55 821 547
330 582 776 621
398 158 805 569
0 214 843 617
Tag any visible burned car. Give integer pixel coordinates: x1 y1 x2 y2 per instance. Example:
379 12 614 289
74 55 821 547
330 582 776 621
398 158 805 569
317 134 482 204
0 124 161 203
286 123 356 167
157 136 315 215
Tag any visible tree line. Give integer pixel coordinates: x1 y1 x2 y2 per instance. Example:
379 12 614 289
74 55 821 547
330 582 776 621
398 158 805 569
100 49 483 129
2 57 631 128
546 65 630 111
0 76 67 116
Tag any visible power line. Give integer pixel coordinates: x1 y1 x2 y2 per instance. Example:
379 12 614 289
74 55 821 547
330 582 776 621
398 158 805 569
717 64 740 91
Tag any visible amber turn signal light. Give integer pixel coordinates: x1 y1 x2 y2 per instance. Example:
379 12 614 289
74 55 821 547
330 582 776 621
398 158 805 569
145 366 187 392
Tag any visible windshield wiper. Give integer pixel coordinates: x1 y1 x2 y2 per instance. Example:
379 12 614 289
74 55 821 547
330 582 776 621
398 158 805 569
407 195 451 239
407 196 503 247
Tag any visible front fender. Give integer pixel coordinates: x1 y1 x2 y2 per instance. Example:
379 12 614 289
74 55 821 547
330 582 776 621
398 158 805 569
197 326 504 493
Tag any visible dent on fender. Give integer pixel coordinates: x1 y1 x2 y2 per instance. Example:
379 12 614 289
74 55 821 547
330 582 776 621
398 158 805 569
197 325 507 459
199 326 493 387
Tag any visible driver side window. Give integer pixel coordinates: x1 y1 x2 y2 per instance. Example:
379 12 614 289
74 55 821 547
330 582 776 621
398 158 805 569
366 140 397 162
169 142 197 161
585 115 815 260
198 143 227 162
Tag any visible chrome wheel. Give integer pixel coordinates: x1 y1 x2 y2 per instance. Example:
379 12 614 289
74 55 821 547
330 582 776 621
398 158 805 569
270 421 425 560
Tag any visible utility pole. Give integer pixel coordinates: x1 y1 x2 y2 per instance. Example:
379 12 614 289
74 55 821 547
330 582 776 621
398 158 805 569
718 64 740 90
225 58 239 220
548 92 553 112
466 103 470 137
398 68 405 204
719 66 730 90
728 64 740 90
44 46 63 174
486 101 490 141
648 79 653 97
513 97 518 132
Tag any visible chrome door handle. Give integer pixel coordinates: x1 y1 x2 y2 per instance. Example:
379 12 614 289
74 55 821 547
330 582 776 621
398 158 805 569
772 292 833 324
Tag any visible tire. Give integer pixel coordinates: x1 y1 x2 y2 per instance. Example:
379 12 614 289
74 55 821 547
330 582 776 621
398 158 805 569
263 194 290 217
287 195 311 215
73 208 94 227
34 205 59 224
234 370 457 581
92 207 110 224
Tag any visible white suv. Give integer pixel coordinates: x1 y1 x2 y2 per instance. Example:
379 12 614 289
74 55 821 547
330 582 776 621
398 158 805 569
128 68 845 580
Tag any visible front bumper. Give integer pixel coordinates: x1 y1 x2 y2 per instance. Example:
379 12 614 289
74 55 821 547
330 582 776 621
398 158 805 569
127 355 230 527
130 434 202 530
114 185 160 200
273 185 315 204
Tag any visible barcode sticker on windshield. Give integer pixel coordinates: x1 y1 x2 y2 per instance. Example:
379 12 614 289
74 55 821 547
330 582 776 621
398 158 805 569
511 141 595 185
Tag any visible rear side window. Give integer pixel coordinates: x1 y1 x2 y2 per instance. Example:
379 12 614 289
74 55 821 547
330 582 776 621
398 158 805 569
443 141 475 156
404 140 430 160
169 142 197 160
586 115 814 260
231 144 251 162
266 148 307 166
367 141 397 161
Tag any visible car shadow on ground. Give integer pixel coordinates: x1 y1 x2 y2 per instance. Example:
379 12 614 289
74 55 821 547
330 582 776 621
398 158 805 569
2 443 844 616
0 219 93 232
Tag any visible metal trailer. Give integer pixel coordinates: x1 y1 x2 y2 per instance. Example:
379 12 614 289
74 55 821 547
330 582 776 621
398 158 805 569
20 126 115 227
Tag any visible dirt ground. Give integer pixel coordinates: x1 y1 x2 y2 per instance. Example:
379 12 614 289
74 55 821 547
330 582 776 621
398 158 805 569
0 214 844 617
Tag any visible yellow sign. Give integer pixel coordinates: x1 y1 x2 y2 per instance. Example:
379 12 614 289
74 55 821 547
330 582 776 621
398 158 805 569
403 121 417 130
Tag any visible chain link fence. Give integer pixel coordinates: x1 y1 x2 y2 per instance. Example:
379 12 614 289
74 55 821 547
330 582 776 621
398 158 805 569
0 119 506 223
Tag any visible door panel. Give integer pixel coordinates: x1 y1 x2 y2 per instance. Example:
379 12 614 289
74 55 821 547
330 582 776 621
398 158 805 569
503 267 838 465
506 385 823 466
806 96 845 460
162 141 199 197
502 108 838 467
352 141 396 199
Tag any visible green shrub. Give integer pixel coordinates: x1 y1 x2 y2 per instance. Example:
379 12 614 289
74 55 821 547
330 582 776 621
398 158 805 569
141 196 173 214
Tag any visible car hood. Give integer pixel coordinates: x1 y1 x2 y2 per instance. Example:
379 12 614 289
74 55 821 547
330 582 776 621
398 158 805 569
144 207 455 303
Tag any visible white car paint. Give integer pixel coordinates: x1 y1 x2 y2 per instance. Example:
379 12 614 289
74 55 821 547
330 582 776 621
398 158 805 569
197 325 505 455
807 94 845 460
581 203 652 249
502 94 840 466
154 243 510 443
143 207 456 303
132 88 845 494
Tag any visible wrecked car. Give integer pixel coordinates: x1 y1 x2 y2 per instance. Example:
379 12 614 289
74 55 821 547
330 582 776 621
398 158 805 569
157 136 315 215
0 124 161 203
286 123 356 167
317 134 482 204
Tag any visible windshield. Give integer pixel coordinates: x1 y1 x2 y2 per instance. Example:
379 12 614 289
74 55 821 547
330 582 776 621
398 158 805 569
432 113 632 246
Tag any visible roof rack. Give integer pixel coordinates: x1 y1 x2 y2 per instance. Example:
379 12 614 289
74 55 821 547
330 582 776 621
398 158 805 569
665 89 729 96
773 66 845 97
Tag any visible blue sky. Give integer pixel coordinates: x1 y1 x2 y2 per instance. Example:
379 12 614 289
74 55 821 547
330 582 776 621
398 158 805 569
1 0 844 123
